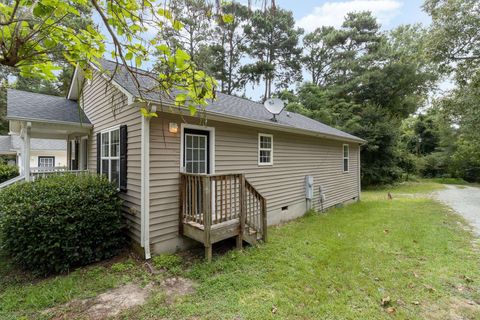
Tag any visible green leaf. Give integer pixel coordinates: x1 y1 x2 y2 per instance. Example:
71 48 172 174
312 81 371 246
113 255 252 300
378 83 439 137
135 56 142 68
222 14 234 24
140 107 158 118
173 20 183 31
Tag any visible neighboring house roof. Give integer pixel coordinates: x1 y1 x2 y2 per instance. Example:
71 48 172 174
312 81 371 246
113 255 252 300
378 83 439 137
6 89 91 125
0 135 66 153
96 59 364 143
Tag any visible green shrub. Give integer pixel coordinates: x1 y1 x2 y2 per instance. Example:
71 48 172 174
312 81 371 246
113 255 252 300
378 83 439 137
418 153 449 178
0 174 123 275
0 163 18 183
152 254 182 273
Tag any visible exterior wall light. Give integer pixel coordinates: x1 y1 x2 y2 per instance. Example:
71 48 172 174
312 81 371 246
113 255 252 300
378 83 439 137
169 122 178 134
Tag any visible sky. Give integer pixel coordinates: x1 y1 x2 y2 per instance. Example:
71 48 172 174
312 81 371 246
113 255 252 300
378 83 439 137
287 0 430 31
97 0 434 100
239 0 432 99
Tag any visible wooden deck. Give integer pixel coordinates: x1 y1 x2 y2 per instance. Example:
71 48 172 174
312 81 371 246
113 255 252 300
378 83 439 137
179 173 267 261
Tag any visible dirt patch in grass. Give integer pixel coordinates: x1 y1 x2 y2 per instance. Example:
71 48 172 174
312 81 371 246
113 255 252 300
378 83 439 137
422 297 480 320
44 283 153 319
43 276 196 319
160 277 196 305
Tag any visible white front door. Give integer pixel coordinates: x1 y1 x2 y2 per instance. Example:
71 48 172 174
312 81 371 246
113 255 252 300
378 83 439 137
184 129 209 174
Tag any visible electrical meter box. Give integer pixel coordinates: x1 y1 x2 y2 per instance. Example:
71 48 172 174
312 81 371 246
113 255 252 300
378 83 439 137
305 175 314 200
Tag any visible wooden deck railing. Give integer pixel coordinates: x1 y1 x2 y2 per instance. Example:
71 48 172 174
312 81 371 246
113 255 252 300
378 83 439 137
179 172 267 260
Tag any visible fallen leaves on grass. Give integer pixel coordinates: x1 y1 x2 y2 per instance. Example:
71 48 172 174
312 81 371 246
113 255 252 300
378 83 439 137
460 275 474 283
386 307 396 314
271 305 278 314
381 296 391 307
423 284 437 292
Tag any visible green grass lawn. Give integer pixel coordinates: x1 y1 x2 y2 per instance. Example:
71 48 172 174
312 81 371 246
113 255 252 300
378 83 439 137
2 180 480 319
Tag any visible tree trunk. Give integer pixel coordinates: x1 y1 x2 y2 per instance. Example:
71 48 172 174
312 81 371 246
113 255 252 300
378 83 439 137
227 31 234 94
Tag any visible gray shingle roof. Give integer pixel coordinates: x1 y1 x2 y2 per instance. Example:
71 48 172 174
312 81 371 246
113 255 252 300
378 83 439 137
0 135 12 153
97 59 364 143
0 135 66 152
11 135 66 150
7 89 91 125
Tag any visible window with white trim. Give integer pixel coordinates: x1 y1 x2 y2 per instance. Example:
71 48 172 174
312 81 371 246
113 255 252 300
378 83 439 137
343 144 349 172
38 156 55 168
101 128 120 187
258 133 273 165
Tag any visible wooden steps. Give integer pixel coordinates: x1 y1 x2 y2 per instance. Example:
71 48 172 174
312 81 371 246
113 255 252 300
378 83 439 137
179 173 267 261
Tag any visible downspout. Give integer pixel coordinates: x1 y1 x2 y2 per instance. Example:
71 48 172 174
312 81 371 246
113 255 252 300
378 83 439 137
357 143 361 201
140 105 155 260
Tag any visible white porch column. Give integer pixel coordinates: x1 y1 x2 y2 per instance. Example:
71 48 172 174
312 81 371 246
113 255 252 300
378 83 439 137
79 137 87 170
66 135 71 170
23 122 31 181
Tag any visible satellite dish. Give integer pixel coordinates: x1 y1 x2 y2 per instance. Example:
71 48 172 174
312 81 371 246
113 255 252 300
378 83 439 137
264 98 285 122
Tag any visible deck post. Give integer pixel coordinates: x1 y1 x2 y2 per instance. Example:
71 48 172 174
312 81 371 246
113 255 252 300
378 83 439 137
238 174 246 250
203 176 212 262
262 198 268 242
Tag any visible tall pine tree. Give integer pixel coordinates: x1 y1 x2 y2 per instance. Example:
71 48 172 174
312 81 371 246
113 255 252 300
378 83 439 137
242 8 303 99
199 2 249 95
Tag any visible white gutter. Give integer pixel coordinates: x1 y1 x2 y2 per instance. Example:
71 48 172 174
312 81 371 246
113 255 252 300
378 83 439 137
205 111 366 144
6 116 93 128
149 101 365 144
140 105 155 260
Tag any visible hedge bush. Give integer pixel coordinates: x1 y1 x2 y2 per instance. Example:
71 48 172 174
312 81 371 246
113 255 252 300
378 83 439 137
0 174 123 275
0 163 19 183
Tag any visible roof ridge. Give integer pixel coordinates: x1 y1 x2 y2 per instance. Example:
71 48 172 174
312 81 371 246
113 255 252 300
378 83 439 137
216 91 264 106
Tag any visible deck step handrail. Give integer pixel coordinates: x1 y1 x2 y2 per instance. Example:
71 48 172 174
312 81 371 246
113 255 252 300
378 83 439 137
245 178 267 242
180 172 267 260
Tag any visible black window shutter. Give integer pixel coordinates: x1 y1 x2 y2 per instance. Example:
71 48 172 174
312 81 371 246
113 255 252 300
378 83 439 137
96 132 101 174
119 125 128 191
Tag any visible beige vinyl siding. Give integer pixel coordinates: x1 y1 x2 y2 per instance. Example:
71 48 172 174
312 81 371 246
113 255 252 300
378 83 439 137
81 71 142 243
149 112 360 250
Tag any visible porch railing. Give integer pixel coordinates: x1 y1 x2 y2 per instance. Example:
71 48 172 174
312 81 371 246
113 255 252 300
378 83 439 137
179 172 267 251
0 169 90 190
30 167 89 181
0 175 25 189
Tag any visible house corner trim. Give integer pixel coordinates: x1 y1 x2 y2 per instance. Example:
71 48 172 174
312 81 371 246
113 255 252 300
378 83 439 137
140 106 155 260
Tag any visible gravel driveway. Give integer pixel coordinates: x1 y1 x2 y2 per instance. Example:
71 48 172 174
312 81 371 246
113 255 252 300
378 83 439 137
434 185 480 236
